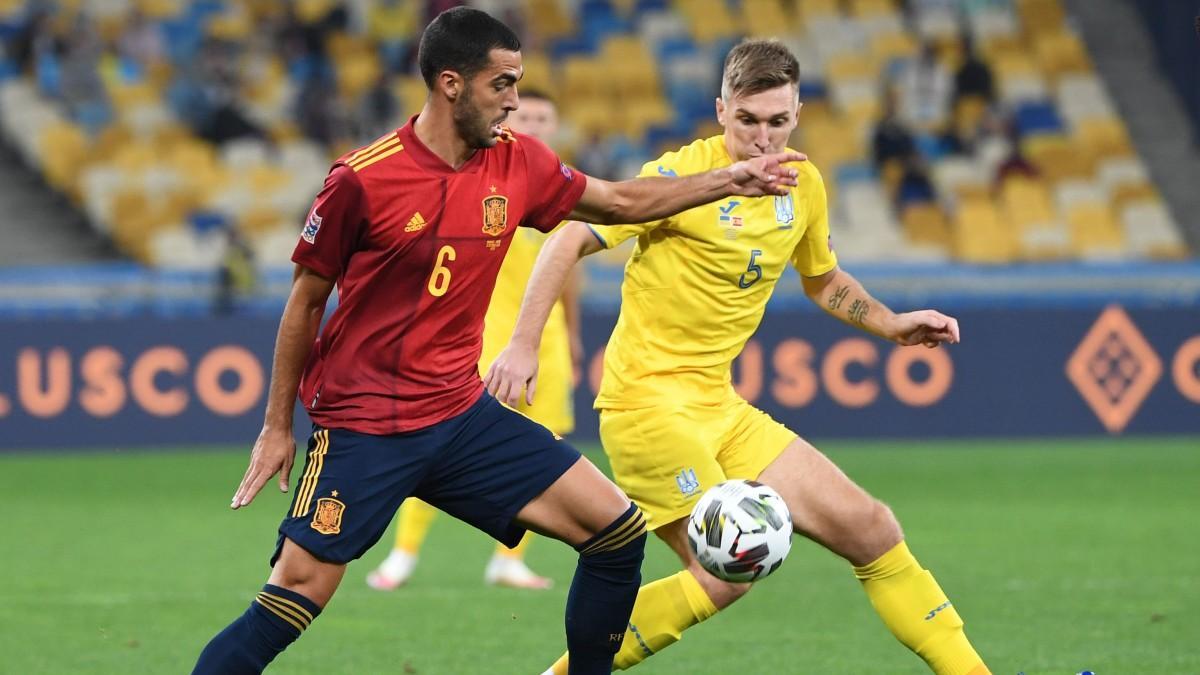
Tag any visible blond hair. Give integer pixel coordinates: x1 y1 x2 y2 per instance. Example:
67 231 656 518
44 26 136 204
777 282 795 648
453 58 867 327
720 39 801 101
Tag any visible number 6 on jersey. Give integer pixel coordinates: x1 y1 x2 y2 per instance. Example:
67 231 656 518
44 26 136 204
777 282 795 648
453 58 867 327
428 245 456 296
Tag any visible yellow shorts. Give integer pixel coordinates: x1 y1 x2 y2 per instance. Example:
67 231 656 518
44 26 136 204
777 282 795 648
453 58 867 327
480 329 574 437
598 396 797 531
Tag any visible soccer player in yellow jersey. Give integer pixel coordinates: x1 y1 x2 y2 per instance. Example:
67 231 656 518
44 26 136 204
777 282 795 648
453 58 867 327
367 90 582 591
486 40 991 675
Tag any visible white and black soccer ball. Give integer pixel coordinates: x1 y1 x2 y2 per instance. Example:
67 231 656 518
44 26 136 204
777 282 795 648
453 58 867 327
686 480 793 583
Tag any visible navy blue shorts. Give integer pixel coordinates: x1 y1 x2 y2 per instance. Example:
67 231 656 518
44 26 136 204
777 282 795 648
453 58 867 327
272 392 581 566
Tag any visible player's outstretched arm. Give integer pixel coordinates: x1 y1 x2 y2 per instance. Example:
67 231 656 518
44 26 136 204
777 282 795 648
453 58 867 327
231 265 334 509
801 266 960 348
484 221 603 406
569 151 807 224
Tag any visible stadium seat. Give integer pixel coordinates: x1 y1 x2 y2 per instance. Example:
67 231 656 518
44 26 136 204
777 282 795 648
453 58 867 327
1074 117 1134 159
901 202 951 251
1121 200 1189 259
1023 134 1093 183
1001 176 1056 231
741 0 791 38
1034 30 1092 80
38 120 90 198
952 198 1016 263
1066 203 1125 258
1016 0 1066 37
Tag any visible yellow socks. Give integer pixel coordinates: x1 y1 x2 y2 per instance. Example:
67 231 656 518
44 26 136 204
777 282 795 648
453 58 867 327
854 541 989 675
546 569 718 674
494 530 533 559
393 498 437 554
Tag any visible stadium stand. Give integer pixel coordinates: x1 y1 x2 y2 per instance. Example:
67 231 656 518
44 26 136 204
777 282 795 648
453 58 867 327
0 0 1193 280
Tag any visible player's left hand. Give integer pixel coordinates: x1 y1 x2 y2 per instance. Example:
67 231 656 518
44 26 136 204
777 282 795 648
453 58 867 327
484 341 540 407
887 310 960 348
728 151 808 197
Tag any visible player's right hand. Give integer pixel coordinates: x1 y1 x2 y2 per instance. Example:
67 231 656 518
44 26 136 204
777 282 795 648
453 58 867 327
484 342 540 407
231 426 296 509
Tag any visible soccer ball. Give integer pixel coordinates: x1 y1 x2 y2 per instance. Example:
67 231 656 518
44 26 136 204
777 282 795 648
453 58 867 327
686 480 793 583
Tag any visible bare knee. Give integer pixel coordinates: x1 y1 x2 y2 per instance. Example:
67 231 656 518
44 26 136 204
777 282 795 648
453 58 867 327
267 539 346 607
687 561 752 609
845 499 903 566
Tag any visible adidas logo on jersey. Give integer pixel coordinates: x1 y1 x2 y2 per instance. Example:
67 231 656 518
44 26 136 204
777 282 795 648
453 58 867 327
405 212 426 232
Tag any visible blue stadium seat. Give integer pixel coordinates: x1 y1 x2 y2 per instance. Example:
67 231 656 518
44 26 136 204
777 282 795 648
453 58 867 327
1015 101 1065 135
836 162 878 185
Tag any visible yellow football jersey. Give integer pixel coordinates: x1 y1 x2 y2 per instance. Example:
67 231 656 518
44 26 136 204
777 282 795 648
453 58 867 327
591 135 837 409
480 224 574 434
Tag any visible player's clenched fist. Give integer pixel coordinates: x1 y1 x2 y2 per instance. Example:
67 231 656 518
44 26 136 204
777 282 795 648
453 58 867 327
484 342 540 407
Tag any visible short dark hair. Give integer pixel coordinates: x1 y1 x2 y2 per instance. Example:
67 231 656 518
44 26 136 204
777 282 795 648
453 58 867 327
418 7 522 89
721 39 800 100
518 87 554 106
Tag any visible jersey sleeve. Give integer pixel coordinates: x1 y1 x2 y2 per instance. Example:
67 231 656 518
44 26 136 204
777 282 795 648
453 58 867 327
520 134 588 233
790 167 839 277
291 163 368 279
586 159 672 249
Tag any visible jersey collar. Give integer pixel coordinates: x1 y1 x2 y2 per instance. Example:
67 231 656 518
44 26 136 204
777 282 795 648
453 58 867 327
399 115 484 175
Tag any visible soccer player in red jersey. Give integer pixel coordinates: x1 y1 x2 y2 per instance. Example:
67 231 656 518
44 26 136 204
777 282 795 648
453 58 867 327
191 8 804 674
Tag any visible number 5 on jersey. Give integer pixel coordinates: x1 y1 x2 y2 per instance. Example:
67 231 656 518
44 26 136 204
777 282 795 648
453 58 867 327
428 245 456 297
738 249 763 289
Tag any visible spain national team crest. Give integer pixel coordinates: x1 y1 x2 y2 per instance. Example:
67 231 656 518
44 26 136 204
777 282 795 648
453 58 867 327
482 195 508 236
311 497 345 535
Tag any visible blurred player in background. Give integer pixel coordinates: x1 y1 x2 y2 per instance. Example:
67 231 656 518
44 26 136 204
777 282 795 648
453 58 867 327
367 89 581 592
191 8 806 674
487 40 991 675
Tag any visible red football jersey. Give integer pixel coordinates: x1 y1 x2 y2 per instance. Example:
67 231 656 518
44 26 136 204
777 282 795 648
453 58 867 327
291 116 587 434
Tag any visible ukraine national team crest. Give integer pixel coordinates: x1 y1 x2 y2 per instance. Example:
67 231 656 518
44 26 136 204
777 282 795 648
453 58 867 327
482 195 508 236
676 468 700 497
301 208 322 243
774 194 795 226
311 497 345 535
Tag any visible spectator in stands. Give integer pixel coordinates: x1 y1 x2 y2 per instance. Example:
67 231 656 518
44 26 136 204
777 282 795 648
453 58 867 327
214 226 257 316
355 74 400 142
952 36 995 105
893 41 952 131
992 119 1039 187
872 88 917 169
56 15 110 132
894 154 938 211
173 39 263 144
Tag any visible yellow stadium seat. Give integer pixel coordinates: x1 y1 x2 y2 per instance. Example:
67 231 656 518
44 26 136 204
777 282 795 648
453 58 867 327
367 2 415 42
682 1 742 42
901 203 951 249
560 57 609 101
207 11 252 40
1074 117 1134 159
991 52 1038 80
953 198 1017 263
827 53 877 82
1000 176 1055 231
1066 203 1124 256
1016 0 1066 37
1035 30 1092 80
1022 134 1094 182
336 52 382 100
1110 182 1160 215
238 205 285 236
801 119 863 170
527 0 573 41
394 76 428 116
872 32 918 65
39 121 90 198
848 0 896 17
107 81 159 113
135 0 183 20
519 53 556 97
742 0 793 38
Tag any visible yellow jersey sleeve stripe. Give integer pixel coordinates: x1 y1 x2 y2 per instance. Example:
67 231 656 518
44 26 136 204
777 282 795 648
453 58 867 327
255 596 305 631
351 144 406 173
258 590 316 624
349 133 399 162
584 223 610 249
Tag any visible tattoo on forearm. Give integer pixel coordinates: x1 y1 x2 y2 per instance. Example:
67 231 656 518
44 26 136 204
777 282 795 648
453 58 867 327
828 286 850 311
848 299 869 324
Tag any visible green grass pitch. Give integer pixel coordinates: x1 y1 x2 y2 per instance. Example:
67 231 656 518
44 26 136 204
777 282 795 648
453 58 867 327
2 438 1197 674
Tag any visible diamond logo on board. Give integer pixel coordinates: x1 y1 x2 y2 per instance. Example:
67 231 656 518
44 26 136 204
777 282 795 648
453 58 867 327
1065 305 1162 434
